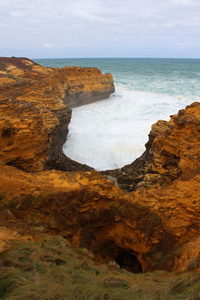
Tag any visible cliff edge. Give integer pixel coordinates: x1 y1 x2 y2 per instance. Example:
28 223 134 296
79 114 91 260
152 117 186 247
0 57 114 172
104 102 200 192
0 58 200 276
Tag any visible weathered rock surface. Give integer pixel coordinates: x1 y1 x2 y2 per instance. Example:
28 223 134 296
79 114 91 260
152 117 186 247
0 57 114 171
0 57 200 275
1 156 200 273
63 67 115 108
0 163 176 272
104 102 200 192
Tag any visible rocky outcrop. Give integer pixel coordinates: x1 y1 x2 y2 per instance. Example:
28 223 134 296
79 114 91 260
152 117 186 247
1 156 200 273
1 57 200 275
63 67 115 107
104 102 200 191
0 57 114 172
0 163 176 272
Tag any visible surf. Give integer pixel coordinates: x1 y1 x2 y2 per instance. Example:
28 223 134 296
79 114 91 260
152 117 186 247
63 87 190 170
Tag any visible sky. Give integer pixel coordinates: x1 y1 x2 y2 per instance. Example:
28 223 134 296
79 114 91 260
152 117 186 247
0 0 200 58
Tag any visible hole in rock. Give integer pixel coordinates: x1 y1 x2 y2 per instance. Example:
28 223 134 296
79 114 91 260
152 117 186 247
1 128 12 138
115 251 142 273
91 239 143 274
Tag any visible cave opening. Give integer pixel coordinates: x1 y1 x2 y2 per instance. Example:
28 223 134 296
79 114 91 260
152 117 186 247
115 251 142 273
91 238 143 274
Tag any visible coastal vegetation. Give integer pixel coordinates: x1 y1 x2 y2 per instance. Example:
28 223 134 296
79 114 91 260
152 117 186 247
1 235 200 300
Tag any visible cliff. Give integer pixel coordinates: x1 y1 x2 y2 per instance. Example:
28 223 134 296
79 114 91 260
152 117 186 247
0 57 200 278
104 102 200 192
0 57 114 172
1 140 200 273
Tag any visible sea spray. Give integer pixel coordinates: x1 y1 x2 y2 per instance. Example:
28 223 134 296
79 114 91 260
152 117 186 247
63 88 189 170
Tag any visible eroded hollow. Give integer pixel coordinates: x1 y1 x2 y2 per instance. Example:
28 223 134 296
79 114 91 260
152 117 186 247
92 239 143 274
115 250 142 273
1 128 13 138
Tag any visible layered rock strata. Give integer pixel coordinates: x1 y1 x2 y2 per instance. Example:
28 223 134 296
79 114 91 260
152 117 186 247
104 102 200 191
0 57 200 274
1 155 200 273
63 67 115 108
0 57 114 172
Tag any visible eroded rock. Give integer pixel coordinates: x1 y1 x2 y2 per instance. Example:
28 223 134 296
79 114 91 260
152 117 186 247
0 57 200 274
0 57 114 172
104 102 200 191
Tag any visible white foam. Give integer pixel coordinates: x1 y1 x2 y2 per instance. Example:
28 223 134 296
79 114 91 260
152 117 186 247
63 88 190 171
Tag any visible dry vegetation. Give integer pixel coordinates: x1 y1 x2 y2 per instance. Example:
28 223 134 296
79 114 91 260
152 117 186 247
0 235 200 300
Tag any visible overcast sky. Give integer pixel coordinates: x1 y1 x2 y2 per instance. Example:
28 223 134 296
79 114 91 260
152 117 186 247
0 0 200 58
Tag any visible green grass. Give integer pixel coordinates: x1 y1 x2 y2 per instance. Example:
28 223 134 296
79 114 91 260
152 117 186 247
0 62 7 71
0 235 200 300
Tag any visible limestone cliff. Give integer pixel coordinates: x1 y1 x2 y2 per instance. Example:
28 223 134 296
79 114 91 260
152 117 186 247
1 151 200 273
0 57 114 172
63 67 115 108
1 57 200 275
0 163 176 272
105 102 200 192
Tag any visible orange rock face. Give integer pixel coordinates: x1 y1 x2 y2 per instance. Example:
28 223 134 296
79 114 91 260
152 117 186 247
108 102 200 191
1 154 200 272
63 67 115 107
0 57 200 274
0 57 114 171
0 162 176 272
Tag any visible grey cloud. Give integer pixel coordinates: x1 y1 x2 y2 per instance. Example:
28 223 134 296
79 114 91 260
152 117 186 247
0 0 200 57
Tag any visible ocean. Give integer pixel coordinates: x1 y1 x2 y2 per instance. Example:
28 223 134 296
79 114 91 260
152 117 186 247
34 58 200 171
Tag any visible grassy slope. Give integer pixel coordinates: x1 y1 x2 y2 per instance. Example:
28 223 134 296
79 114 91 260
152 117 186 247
0 235 200 300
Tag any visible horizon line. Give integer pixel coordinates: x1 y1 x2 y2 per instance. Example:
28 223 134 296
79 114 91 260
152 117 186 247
32 56 200 60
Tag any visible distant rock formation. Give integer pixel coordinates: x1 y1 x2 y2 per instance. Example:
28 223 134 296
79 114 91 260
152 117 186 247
63 67 115 108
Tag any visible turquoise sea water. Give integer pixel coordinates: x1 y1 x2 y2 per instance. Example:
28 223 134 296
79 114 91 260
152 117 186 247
34 58 200 100
34 58 200 170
